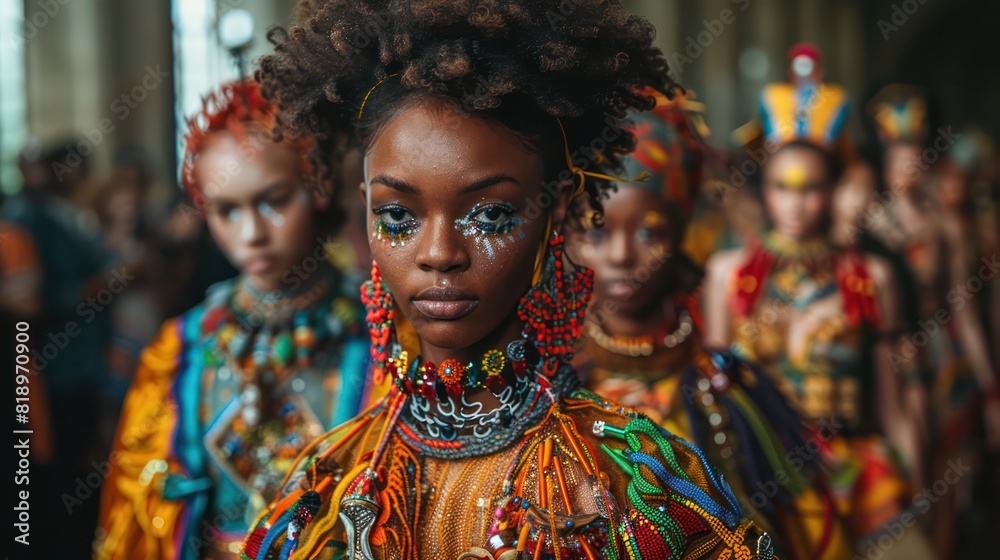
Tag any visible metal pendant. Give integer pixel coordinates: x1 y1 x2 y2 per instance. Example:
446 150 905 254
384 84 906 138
339 494 380 560
755 532 776 559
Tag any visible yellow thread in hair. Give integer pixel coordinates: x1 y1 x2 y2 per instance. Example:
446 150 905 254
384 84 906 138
358 73 400 121
555 118 650 197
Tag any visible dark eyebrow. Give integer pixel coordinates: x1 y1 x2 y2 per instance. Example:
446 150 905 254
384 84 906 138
460 173 520 194
370 175 419 194
369 173 520 195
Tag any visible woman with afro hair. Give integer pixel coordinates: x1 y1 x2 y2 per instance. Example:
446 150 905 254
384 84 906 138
241 1 775 559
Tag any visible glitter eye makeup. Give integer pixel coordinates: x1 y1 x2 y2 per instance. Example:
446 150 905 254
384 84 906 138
460 202 519 235
373 204 418 247
455 202 524 258
258 201 286 227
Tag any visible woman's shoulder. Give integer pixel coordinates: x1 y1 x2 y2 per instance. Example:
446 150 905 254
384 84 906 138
559 389 776 558
705 246 752 277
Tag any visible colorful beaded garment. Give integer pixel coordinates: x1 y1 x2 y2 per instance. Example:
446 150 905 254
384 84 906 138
96 265 373 560
728 232 911 539
240 356 776 559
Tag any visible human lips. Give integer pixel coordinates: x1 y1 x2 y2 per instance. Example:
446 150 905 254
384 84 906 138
599 276 636 300
243 254 277 275
411 286 479 320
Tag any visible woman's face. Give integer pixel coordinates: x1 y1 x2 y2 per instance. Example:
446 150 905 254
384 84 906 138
762 146 832 240
569 187 674 315
197 132 326 292
935 161 968 211
831 163 876 242
883 143 923 194
362 99 566 358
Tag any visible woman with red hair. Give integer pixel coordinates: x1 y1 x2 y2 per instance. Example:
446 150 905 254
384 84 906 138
96 81 374 560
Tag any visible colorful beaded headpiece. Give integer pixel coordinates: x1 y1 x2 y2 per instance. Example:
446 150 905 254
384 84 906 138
618 90 705 218
758 81 851 150
867 84 929 146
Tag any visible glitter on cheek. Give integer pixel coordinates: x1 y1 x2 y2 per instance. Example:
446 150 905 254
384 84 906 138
454 216 523 261
372 218 417 248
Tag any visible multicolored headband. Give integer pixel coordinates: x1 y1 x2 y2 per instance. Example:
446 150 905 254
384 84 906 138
617 92 705 218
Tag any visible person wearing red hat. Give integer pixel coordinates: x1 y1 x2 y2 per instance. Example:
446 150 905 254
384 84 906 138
786 43 824 87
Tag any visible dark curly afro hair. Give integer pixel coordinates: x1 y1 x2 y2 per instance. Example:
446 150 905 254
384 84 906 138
256 0 679 221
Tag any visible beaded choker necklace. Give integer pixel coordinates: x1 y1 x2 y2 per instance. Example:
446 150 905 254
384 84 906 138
205 270 340 375
387 339 579 458
584 309 694 357
385 338 540 399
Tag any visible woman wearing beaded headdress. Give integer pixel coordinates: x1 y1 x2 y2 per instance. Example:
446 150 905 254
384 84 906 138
702 68 933 557
865 86 1000 445
239 1 776 559
568 91 851 560
863 85 1000 556
96 81 373 560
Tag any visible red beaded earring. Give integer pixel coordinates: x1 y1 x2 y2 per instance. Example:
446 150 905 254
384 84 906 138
517 232 594 375
360 260 395 384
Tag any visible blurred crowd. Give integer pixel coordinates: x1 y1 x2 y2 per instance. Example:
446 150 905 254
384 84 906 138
2 40 998 559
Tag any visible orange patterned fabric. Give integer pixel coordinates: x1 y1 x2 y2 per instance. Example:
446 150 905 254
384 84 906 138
242 388 775 559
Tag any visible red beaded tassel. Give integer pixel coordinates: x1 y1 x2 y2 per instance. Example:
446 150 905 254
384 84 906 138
517 233 594 374
360 260 395 384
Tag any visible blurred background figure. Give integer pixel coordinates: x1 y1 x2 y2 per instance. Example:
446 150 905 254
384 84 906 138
95 79 373 560
88 147 169 448
569 92 854 560
2 0 1000 557
702 47 933 557
3 138 113 557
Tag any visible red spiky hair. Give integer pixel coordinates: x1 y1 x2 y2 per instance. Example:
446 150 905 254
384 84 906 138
180 80 314 208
